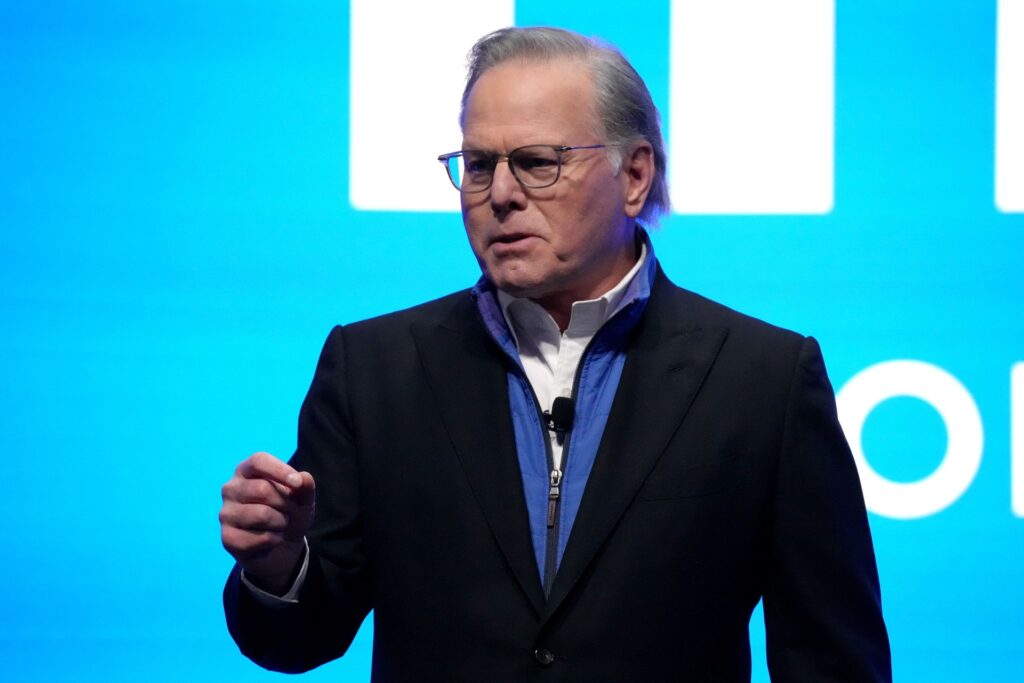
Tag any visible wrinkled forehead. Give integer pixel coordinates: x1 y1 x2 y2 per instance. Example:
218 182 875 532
460 57 602 144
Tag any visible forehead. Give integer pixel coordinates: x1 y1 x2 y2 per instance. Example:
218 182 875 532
461 58 599 148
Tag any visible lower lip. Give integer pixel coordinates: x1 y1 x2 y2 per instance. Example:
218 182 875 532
491 235 539 255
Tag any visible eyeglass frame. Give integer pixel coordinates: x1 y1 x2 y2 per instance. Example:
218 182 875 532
437 144 608 193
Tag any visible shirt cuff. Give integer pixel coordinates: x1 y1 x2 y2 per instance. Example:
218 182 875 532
239 537 310 605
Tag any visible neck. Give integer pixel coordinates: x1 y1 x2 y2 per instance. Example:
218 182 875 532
533 294 574 332
533 235 643 332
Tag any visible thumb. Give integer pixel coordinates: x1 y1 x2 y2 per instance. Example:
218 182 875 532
284 471 316 541
292 471 316 507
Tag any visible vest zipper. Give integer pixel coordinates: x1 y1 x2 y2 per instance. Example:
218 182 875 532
514 299 639 597
546 468 563 527
539 329 602 595
533 388 561 596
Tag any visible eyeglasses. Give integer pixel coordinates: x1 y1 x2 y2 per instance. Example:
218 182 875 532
437 144 607 193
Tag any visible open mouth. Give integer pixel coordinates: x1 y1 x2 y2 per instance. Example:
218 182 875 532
494 232 534 244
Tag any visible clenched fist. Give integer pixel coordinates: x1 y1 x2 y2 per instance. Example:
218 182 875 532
220 452 316 595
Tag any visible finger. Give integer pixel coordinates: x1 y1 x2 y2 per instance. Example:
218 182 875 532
221 526 286 560
281 472 316 541
221 477 288 511
237 451 302 488
220 502 288 533
223 477 291 510
290 471 316 507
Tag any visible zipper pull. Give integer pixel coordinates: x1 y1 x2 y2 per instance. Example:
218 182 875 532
547 469 563 528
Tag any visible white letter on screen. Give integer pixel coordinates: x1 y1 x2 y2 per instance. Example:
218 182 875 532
349 1 514 212
669 0 834 214
1013 363 1023 516
836 361 984 520
996 0 1024 212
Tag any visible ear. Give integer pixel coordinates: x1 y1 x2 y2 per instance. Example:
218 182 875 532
620 141 655 219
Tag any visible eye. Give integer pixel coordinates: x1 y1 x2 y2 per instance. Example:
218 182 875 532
514 152 558 171
463 153 496 175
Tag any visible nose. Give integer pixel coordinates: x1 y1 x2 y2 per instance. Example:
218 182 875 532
489 159 526 217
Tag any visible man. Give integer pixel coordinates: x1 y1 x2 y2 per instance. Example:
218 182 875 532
221 27 891 681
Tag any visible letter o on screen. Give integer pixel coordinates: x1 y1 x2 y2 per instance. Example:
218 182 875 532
836 360 984 520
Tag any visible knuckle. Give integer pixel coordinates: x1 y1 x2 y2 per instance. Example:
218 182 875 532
236 534 259 554
255 505 275 527
221 527 244 553
238 452 264 477
219 501 240 526
247 479 273 503
227 532 257 555
233 480 253 503
251 451 276 472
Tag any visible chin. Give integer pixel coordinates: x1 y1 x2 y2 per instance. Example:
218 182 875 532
491 279 538 297
487 270 545 297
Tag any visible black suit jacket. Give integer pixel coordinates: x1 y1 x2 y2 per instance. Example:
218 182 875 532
225 269 891 681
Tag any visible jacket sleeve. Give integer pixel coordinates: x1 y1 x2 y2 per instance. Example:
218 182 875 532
763 337 892 682
224 325 372 673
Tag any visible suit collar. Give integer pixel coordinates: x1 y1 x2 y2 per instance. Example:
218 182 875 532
412 297 547 615
541 268 729 622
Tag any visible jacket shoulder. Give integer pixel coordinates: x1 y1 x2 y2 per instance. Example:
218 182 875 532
652 273 807 351
332 288 476 341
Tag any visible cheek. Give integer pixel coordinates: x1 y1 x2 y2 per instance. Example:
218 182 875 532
556 169 622 220
461 215 490 265
461 200 483 235
460 197 475 229
546 193 615 250
574 181 626 235
461 190 490 219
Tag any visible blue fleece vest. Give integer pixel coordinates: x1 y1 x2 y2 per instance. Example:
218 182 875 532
470 240 656 578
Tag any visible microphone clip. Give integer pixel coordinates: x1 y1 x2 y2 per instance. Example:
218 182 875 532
543 396 575 436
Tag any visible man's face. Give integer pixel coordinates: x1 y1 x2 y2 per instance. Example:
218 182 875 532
460 58 645 310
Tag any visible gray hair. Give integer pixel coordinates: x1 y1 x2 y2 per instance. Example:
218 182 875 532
459 26 670 226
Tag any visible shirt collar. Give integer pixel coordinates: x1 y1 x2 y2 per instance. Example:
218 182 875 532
496 231 653 349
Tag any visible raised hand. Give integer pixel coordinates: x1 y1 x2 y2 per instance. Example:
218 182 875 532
220 451 316 595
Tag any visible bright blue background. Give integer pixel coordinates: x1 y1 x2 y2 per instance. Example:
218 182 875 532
1 1 1021 681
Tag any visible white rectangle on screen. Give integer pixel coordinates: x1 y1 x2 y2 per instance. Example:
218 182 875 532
996 0 1024 213
669 0 834 214
349 1 514 211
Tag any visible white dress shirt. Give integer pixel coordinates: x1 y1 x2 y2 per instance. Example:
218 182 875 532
496 240 648 471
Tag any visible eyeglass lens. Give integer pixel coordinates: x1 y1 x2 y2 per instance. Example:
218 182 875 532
447 145 562 192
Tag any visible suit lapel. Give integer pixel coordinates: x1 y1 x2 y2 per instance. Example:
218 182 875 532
541 277 729 622
411 299 547 615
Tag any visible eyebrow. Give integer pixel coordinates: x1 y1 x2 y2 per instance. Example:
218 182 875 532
459 144 604 158
460 141 559 153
